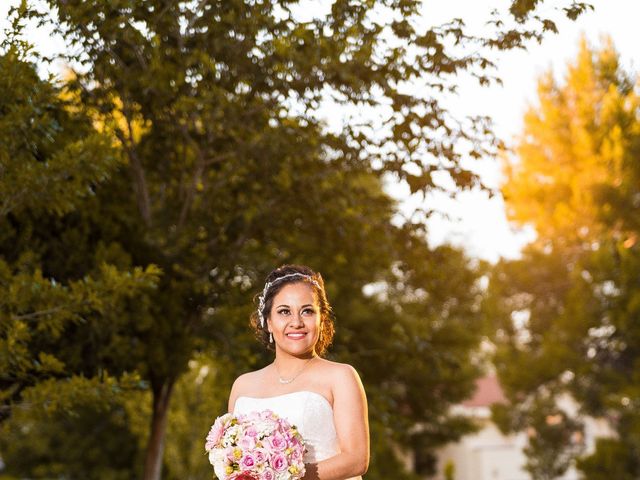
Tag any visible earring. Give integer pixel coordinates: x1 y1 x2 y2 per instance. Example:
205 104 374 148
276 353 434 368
269 332 273 343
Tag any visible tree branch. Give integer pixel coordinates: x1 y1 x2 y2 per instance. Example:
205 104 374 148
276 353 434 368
114 117 152 227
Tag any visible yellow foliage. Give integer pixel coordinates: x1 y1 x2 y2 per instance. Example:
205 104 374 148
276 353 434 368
58 67 151 152
503 36 640 249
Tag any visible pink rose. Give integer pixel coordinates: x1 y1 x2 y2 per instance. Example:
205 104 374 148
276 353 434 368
260 410 274 420
240 453 256 470
245 426 258 438
270 453 288 472
289 446 302 460
268 434 287 451
260 469 275 480
239 435 257 450
254 449 267 464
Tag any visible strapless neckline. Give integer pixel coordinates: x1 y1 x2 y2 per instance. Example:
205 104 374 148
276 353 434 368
234 390 338 465
236 390 332 410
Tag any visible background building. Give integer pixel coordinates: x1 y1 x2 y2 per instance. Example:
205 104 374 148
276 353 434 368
431 376 615 480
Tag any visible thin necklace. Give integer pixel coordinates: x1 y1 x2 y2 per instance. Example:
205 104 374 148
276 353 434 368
275 356 316 384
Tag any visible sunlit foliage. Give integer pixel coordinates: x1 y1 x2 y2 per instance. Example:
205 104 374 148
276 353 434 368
488 37 640 479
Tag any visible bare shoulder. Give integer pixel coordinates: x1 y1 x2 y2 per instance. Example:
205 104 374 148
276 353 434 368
316 359 365 393
227 367 268 412
231 370 256 391
317 358 360 377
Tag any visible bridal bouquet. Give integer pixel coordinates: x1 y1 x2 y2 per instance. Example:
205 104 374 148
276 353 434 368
205 410 306 480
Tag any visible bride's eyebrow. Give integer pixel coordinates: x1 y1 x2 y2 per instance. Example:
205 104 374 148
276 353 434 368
275 303 315 309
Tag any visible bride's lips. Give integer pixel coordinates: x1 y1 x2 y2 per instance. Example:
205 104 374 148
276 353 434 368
285 332 307 340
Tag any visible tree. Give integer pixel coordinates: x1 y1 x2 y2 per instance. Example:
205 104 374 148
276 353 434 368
487 37 640 478
0 9 159 421
358 237 486 477
3 1 591 478
0 376 149 480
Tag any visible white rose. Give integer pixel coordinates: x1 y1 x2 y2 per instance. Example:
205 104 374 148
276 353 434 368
209 449 228 479
276 472 291 480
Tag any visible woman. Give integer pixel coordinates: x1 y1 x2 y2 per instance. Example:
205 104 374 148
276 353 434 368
228 264 369 480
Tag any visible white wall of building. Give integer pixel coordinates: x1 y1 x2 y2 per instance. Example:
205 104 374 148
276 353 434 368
432 419 529 480
428 392 616 480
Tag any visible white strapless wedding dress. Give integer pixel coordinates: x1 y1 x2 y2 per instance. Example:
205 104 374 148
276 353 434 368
234 390 362 480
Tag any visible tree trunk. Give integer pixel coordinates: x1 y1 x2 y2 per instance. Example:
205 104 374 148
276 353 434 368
142 380 174 480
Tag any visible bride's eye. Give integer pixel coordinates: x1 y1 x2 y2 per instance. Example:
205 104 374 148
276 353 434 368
277 308 290 315
302 308 316 315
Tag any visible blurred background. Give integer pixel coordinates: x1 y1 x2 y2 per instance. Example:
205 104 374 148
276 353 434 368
1 1 639 479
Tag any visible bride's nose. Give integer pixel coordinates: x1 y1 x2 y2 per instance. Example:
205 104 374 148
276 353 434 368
291 312 304 327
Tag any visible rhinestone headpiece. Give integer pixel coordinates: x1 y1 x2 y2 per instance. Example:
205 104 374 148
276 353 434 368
258 273 322 328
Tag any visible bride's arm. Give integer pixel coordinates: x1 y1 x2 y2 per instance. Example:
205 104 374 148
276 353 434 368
305 364 369 480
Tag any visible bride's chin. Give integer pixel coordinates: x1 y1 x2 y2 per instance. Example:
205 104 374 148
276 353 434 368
277 344 317 357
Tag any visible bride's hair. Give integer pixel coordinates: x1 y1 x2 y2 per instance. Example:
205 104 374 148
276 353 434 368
250 264 335 356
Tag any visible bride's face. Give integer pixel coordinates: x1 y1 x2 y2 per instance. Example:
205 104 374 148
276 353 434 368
267 282 321 357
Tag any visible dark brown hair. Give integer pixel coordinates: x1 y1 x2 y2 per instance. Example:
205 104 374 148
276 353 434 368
250 264 335 356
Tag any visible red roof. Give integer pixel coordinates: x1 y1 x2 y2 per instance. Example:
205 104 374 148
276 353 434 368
462 375 507 407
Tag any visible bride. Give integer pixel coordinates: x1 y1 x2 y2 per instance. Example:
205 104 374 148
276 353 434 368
228 264 370 480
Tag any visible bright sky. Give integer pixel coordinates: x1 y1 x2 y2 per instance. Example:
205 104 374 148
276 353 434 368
415 0 640 262
2 0 638 263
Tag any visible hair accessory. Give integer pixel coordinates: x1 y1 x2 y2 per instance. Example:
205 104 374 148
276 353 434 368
258 273 321 328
